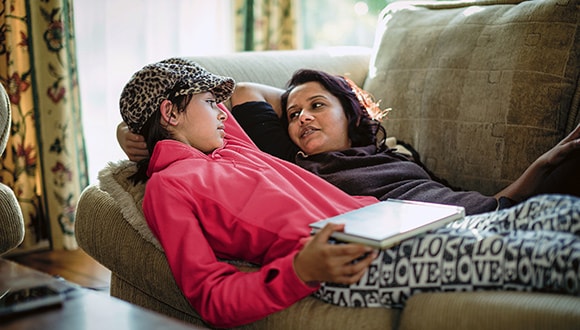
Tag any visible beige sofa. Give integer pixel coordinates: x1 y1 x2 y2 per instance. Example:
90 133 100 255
75 0 580 329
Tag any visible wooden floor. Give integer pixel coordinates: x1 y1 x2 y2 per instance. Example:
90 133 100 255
5 248 111 293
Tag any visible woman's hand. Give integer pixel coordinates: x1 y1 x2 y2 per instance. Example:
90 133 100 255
116 122 149 162
535 123 580 169
496 123 580 201
293 223 377 285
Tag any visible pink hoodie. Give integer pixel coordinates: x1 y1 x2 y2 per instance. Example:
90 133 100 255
143 106 377 328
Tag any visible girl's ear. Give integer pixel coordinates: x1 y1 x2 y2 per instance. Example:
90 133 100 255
160 100 177 125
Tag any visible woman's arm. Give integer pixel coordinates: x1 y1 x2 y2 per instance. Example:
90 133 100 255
116 122 148 161
495 123 580 201
231 82 285 118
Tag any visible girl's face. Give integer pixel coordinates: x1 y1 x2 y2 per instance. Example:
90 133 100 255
172 92 227 153
285 81 350 155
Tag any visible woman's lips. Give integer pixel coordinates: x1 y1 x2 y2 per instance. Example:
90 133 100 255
300 126 319 138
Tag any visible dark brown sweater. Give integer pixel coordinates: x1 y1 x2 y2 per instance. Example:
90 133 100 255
233 101 497 215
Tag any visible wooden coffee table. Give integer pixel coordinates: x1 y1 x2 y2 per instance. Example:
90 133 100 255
0 258 206 329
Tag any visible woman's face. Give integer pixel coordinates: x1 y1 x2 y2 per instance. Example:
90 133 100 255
173 92 227 153
285 81 351 155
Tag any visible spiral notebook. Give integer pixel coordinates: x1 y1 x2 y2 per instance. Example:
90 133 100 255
309 199 465 249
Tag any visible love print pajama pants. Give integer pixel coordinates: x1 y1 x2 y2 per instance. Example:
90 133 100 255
314 194 580 308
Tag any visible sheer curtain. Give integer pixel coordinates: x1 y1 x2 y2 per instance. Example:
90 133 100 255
74 0 234 183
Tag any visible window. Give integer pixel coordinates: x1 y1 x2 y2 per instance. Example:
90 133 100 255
74 0 233 183
299 0 393 49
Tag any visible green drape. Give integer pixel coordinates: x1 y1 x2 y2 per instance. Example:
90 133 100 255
0 0 88 251
234 0 296 51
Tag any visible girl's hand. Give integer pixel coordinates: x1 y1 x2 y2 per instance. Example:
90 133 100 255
116 122 149 162
293 223 377 285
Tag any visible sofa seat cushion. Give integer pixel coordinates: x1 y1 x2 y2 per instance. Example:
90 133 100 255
365 0 580 194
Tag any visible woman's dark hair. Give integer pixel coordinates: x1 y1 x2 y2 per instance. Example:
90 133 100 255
129 86 193 184
280 69 385 148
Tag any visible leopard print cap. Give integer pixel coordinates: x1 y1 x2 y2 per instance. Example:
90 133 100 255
120 57 235 134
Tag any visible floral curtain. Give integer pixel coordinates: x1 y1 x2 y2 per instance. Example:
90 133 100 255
0 0 87 251
234 0 296 51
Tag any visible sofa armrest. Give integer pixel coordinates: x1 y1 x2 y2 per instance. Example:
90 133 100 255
75 185 197 317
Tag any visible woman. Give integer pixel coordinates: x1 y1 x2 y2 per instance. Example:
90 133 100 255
228 69 580 215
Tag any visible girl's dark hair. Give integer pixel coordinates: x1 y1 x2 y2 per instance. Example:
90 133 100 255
129 86 193 184
280 69 385 148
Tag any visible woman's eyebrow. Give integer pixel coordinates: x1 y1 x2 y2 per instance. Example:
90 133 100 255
308 94 328 102
287 94 328 111
287 104 299 112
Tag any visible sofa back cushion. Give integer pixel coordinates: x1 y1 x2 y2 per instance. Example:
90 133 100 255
186 47 371 89
364 0 580 194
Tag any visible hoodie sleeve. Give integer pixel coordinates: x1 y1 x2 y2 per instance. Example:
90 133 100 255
143 174 318 328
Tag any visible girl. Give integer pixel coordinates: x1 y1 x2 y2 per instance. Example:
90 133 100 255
119 59 580 328
120 58 378 328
